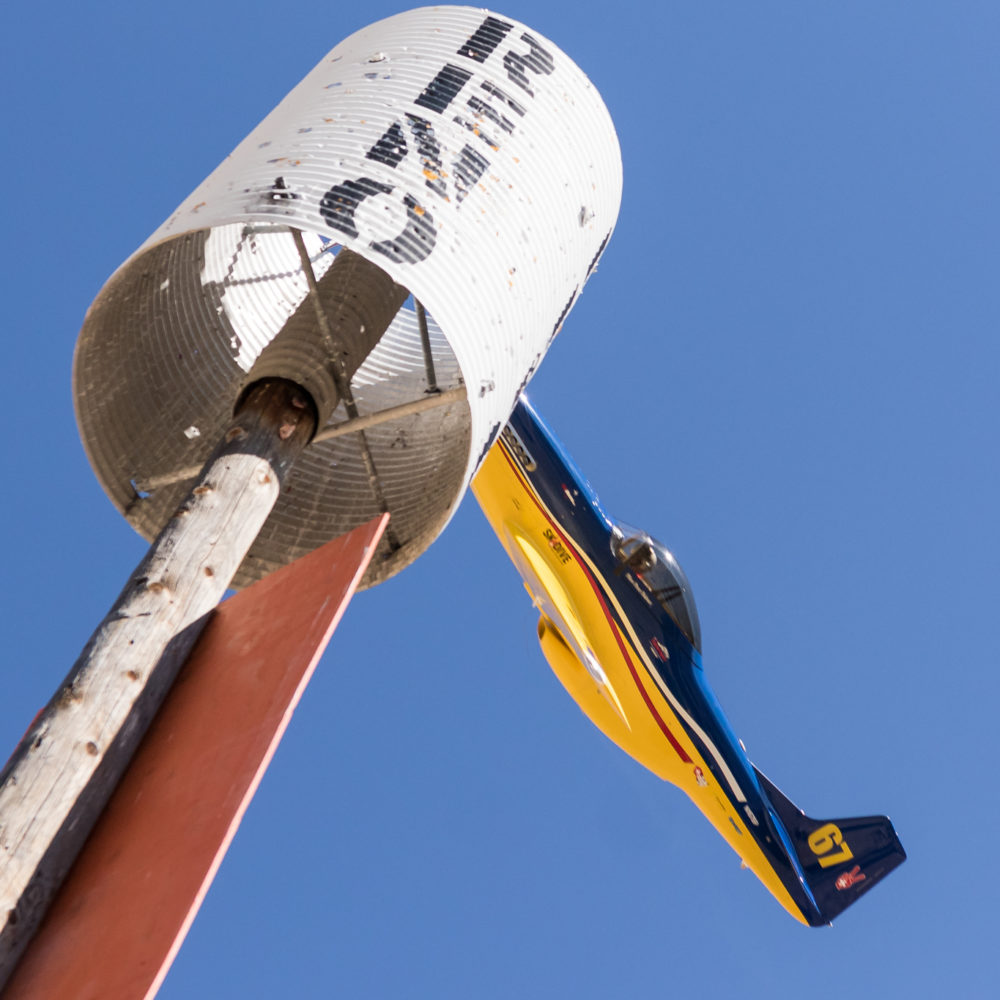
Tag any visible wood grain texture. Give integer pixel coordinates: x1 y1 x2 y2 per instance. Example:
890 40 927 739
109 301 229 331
3 516 387 1000
0 379 315 988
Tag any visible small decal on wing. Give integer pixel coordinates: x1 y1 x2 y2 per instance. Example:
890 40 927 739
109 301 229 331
650 637 670 661
834 865 867 891
542 527 572 564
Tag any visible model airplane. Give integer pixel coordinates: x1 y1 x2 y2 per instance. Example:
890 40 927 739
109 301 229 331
472 396 905 925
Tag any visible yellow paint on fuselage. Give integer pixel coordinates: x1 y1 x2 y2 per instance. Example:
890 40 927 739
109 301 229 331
473 439 809 925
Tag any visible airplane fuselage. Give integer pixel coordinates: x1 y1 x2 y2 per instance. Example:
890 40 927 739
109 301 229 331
473 396 828 924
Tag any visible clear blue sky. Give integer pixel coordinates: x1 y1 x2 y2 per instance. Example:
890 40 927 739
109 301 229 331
2 2 997 996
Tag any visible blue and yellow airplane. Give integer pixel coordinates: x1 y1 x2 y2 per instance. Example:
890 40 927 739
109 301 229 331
472 396 905 925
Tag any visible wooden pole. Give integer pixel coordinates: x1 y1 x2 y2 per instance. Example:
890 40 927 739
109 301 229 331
0 377 316 989
3 517 388 1000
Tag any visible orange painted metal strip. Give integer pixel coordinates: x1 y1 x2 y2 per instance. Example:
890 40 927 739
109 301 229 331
5 515 388 1000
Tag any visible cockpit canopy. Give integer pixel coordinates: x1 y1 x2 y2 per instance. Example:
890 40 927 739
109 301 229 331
609 520 702 652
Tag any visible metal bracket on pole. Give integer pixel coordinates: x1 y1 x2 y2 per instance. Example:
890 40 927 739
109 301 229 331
134 387 467 494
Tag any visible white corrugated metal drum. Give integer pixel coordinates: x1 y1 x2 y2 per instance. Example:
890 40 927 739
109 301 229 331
74 6 622 587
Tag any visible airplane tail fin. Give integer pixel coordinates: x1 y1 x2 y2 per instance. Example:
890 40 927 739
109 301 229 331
754 767 906 925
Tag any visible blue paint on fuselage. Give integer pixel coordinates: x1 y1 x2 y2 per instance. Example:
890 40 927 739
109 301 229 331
507 396 822 922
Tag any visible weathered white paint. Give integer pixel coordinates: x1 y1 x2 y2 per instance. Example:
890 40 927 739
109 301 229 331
74 6 622 588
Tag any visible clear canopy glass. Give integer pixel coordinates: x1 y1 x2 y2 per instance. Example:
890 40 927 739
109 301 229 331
609 520 702 652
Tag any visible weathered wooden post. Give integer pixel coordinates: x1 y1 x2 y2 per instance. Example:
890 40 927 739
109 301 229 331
0 378 317 976
0 5 622 990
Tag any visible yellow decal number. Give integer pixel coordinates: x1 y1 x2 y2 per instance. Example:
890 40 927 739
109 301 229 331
807 823 854 869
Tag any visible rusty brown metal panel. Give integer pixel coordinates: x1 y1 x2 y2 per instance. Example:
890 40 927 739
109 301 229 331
4 515 388 1000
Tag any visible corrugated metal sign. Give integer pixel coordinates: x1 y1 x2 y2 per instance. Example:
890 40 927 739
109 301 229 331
74 6 622 586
